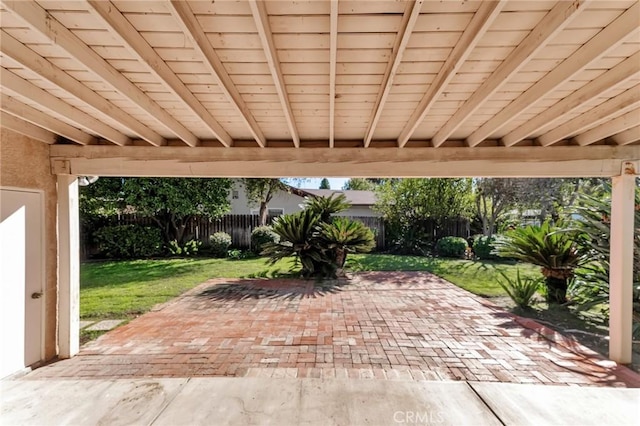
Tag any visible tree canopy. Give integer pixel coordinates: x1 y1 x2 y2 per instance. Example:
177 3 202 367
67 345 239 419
319 178 331 189
241 178 290 226
81 177 232 244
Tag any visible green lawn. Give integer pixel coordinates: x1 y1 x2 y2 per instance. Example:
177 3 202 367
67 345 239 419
348 254 539 297
80 254 539 319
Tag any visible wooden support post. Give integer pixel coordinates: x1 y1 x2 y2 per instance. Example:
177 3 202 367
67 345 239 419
57 175 79 359
609 164 636 364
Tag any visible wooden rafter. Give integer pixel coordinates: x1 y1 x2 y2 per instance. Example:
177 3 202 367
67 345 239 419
1 111 57 144
329 0 338 148
88 1 232 147
397 1 504 148
502 52 640 146
50 144 640 179
538 84 640 146
0 30 166 147
364 0 424 148
1 95 96 145
0 68 130 146
169 0 266 147
574 109 640 146
431 0 589 147
613 125 640 146
1 0 199 147
469 2 640 147
248 0 299 147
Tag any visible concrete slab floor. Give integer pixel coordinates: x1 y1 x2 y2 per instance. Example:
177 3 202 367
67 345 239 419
1 378 638 426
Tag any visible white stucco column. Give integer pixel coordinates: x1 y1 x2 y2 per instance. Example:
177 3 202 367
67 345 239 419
609 166 636 364
57 175 79 358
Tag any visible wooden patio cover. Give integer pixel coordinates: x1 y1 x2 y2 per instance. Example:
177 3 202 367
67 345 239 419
1 0 639 177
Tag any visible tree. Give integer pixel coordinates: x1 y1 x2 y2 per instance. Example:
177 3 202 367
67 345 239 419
81 177 232 245
343 178 375 190
474 178 521 237
319 178 331 189
375 178 473 253
242 178 289 226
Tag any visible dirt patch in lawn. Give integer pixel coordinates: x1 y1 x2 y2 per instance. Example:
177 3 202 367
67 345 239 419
490 296 640 374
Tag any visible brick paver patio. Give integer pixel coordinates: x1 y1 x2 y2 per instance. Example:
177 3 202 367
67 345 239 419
27 272 640 387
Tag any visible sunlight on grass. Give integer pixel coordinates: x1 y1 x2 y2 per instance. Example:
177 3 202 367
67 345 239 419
80 254 540 319
348 254 539 297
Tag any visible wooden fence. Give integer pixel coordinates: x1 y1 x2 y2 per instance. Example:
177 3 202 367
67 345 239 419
116 214 386 250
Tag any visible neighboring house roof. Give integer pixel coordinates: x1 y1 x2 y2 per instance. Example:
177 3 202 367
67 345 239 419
296 189 377 206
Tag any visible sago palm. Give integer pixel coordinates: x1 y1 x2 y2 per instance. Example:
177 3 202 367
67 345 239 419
304 193 350 222
319 218 376 268
493 220 585 304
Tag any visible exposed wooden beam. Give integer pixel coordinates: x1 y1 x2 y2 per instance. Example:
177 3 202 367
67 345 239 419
538 84 640 146
0 68 130 146
169 1 266 147
248 0 299 148
398 1 504 148
613 125 640 146
50 145 640 179
364 0 424 148
431 0 590 146
468 2 640 146
87 1 231 147
574 108 640 146
1 0 199 147
0 111 57 144
329 0 338 148
0 30 165 147
502 52 640 146
1 95 96 145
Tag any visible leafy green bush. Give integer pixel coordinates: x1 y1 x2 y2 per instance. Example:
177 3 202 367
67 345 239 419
94 225 164 259
168 239 202 256
473 235 499 260
227 249 252 260
209 232 232 257
251 226 279 255
497 269 542 309
435 236 468 258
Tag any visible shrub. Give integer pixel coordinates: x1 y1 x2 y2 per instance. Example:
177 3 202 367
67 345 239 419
497 269 542 309
168 239 201 256
251 226 279 255
227 249 252 260
94 224 164 259
435 236 468 258
209 232 232 257
473 235 499 260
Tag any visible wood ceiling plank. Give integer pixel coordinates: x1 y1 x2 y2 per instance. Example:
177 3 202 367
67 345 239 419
364 0 424 147
502 51 640 146
1 68 130 145
1 0 199 146
0 30 166 145
329 0 338 147
613 125 640 145
468 2 640 146
538 83 640 146
398 1 504 147
574 108 640 146
169 0 265 147
1 94 96 145
431 0 590 146
88 0 232 147
249 0 300 147
0 111 57 144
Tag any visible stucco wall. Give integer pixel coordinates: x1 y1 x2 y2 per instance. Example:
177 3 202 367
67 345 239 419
229 182 381 217
0 128 58 361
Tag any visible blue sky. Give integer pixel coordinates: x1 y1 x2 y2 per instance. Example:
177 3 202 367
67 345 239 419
285 178 349 190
